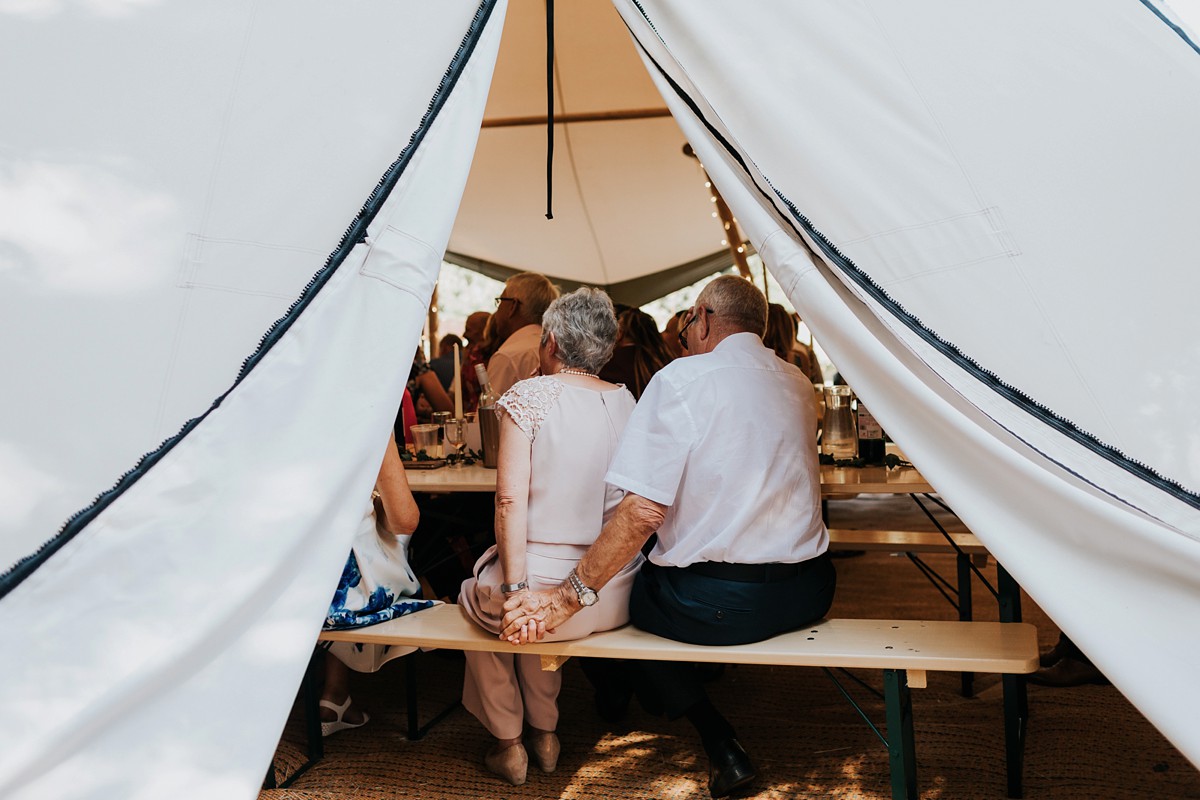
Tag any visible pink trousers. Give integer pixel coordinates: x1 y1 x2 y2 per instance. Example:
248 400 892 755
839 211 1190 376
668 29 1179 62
459 542 641 739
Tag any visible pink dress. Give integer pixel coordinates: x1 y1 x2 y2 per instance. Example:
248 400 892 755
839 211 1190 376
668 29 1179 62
459 375 640 739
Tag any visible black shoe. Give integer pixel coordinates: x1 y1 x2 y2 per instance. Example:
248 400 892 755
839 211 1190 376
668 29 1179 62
594 682 633 723
707 738 756 798
1027 656 1110 687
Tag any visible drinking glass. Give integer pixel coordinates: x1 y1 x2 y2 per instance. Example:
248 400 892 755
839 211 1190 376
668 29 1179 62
443 419 467 467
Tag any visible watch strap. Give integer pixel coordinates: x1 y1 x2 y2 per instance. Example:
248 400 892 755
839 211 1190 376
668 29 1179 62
500 580 528 593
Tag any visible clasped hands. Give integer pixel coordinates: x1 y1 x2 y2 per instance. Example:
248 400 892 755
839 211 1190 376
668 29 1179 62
499 583 574 645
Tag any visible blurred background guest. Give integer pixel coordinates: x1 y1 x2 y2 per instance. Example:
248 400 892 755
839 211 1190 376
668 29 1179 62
487 272 559 396
460 310 491 412
395 347 453 444
600 308 675 400
661 308 688 359
429 334 462 390
764 303 823 384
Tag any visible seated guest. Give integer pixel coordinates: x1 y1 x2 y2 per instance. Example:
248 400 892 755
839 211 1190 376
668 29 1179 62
460 310 491 411
487 272 559 396
661 308 689 359
320 433 435 735
428 333 462 390
459 288 640 785
403 346 453 425
600 308 675 400
764 302 823 384
501 276 834 798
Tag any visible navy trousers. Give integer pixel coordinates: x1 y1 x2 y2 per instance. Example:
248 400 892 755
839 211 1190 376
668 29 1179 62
628 553 836 718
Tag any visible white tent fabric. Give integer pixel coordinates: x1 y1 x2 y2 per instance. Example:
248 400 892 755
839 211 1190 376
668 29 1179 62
0 1 504 797
3 0 1200 796
614 0 1200 768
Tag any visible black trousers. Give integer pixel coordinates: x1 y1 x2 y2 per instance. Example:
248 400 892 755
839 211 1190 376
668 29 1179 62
628 553 836 719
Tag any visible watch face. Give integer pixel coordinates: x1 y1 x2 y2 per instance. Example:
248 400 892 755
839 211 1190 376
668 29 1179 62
580 589 598 607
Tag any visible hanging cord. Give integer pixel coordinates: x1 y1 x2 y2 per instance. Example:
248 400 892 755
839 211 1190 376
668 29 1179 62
545 0 555 219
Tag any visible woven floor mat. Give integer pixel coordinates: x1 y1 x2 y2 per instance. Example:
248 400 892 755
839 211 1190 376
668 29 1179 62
263 548 1200 800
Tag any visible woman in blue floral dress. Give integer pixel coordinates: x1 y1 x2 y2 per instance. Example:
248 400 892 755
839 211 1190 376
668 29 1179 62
319 432 435 736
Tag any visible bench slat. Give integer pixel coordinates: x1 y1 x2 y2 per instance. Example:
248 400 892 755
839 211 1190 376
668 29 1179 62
828 529 988 555
319 604 1037 675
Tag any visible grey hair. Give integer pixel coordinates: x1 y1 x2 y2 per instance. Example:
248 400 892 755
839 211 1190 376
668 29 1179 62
698 275 768 335
506 272 560 325
540 287 618 373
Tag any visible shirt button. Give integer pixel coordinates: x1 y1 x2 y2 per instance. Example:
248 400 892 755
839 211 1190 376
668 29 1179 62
716 611 725 620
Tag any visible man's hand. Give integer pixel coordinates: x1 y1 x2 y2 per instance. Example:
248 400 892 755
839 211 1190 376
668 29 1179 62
500 583 576 644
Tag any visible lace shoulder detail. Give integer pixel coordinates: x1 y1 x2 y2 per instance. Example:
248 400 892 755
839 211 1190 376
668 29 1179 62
496 376 563 441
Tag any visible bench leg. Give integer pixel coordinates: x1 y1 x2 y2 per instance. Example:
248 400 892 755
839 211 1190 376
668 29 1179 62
996 564 1029 722
1002 673 1029 798
883 669 918 800
403 652 461 741
265 650 325 790
997 563 1023 624
406 652 421 740
957 552 975 697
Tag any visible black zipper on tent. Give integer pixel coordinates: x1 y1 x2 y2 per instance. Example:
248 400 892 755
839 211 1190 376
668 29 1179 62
0 0 501 600
624 3 1200 513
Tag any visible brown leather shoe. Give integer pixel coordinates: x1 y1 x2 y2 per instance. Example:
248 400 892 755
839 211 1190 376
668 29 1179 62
528 731 560 773
1027 656 1110 687
484 742 528 786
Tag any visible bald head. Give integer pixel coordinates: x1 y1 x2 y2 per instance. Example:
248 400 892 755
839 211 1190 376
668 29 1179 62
697 275 768 336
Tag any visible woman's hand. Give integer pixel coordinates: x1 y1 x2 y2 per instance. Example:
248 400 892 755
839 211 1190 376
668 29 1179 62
500 584 573 644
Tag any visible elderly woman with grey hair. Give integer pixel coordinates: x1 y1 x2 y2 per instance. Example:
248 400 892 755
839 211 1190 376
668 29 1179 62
459 287 641 786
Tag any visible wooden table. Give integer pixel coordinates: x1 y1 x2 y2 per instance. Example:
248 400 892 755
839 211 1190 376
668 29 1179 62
405 462 936 496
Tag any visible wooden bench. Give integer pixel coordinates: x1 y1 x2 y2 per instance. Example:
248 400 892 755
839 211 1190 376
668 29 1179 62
829 528 987 558
308 604 1037 800
828 528 1025 698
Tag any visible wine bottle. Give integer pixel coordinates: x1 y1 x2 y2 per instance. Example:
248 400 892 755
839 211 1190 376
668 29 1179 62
857 400 885 465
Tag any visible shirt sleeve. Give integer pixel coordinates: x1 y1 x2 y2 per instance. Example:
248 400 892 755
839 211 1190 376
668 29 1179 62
604 372 696 507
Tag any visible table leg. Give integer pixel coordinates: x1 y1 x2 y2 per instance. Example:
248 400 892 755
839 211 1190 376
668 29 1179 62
883 669 918 800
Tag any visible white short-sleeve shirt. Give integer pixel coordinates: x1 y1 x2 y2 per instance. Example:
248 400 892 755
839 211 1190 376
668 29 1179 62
605 332 828 567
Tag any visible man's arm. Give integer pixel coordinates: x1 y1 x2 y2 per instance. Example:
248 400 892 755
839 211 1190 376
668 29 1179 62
499 492 666 643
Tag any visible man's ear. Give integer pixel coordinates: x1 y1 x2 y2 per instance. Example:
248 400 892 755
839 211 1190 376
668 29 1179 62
697 306 712 342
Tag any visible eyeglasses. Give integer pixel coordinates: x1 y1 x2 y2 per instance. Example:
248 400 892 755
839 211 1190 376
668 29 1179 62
678 306 714 351
494 295 521 309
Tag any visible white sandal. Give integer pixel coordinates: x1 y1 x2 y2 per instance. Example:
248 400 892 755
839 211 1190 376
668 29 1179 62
319 695 369 737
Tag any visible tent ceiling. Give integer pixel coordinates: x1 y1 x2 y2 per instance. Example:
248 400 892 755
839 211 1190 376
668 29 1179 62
447 0 730 293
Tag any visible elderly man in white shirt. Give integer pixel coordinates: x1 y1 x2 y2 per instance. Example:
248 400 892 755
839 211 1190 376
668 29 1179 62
501 275 834 798
487 272 559 396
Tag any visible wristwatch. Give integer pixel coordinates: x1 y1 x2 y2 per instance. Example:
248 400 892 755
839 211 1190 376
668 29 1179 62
500 580 527 593
567 568 598 607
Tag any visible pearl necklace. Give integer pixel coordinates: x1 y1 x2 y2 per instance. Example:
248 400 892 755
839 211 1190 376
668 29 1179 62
558 368 596 378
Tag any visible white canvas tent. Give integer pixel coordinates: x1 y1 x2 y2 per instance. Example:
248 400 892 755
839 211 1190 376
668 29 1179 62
2 1 1199 798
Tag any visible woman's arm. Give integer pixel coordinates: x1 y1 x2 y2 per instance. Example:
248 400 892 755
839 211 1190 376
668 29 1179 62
375 433 420 535
417 370 454 413
494 413 532 591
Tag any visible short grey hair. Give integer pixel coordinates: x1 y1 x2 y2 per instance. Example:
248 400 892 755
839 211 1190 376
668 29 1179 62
540 287 618 373
506 272 559 325
698 275 768 335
